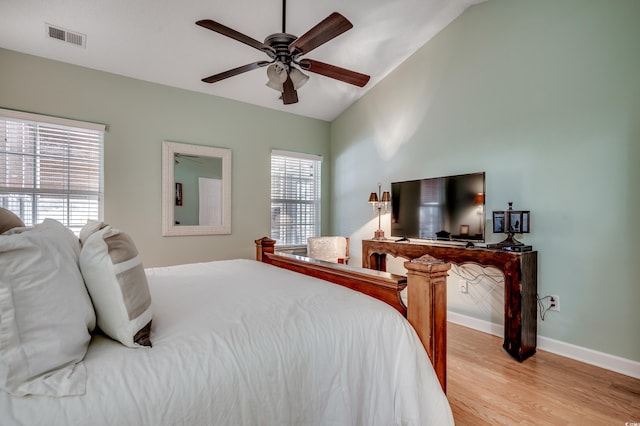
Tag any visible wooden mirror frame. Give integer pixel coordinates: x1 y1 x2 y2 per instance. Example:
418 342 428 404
162 141 231 236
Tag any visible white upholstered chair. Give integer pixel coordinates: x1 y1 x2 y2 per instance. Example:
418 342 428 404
306 236 350 264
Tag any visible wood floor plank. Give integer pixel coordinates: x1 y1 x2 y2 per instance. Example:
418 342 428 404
447 322 640 425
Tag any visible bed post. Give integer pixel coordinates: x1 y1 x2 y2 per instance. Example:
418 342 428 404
255 236 276 262
404 255 451 393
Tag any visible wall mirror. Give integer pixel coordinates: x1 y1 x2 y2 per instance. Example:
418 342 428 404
162 141 231 236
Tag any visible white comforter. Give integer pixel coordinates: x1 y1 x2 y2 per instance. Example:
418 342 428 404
1 259 453 426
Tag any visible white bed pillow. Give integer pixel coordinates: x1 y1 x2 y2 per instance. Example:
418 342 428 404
79 223 152 348
79 218 103 245
0 218 96 396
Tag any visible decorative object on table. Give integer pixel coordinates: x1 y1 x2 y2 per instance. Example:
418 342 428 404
491 202 531 250
368 183 390 240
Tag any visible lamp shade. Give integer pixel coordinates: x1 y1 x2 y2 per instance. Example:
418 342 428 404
289 67 309 90
266 61 287 91
381 191 391 203
368 192 378 203
265 79 282 91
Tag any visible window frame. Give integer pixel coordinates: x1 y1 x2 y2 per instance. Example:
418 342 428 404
0 108 105 234
270 149 322 248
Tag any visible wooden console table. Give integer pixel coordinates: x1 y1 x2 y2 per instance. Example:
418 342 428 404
362 239 538 362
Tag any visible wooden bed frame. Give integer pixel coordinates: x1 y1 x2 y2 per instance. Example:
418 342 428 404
255 237 451 392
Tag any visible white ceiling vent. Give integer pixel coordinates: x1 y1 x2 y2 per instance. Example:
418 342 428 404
45 23 86 48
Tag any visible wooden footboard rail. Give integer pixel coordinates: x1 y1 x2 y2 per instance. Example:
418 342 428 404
255 237 451 392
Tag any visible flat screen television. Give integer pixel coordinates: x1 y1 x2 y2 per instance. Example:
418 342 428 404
390 172 486 242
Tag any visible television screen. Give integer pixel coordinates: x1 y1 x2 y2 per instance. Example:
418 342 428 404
390 172 486 242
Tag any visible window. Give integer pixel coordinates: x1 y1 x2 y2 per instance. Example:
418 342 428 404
0 109 105 234
271 150 322 246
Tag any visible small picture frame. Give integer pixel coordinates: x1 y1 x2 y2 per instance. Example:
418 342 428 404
509 210 530 234
460 224 470 236
175 182 183 206
510 212 522 233
522 212 530 233
493 211 505 233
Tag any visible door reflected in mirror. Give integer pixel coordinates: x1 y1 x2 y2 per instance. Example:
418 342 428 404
162 141 231 236
174 154 223 226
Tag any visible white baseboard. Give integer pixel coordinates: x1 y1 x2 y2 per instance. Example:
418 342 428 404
447 312 503 337
447 311 640 380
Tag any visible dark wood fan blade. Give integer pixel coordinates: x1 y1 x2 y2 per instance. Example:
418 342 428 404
289 12 352 56
282 75 299 104
202 61 271 83
196 20 273 54
299 59 370 87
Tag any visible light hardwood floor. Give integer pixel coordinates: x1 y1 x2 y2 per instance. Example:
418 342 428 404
447 322 640 425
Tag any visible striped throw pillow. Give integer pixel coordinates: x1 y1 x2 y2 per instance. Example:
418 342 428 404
79 223 152 348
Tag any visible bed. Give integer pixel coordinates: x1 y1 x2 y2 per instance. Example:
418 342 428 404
0 215 453 426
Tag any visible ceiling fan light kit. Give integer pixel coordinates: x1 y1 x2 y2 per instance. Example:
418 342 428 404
196 0 370 105
266 61 287 90
288 68 309 90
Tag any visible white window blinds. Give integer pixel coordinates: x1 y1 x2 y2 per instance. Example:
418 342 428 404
271 150 322 246
0 109 105 234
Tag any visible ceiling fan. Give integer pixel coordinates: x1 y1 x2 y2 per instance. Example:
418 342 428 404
196 0 370 105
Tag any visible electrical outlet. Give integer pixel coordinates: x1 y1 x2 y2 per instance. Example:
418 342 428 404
459 281 468 294
549 295 560 312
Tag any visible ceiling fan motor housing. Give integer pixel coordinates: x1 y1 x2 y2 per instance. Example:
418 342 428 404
264 33 298 67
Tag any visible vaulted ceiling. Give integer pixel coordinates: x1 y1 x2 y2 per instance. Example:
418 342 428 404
0 0 483 121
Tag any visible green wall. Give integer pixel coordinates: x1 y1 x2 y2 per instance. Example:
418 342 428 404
0 47 331 266
330 0 640 362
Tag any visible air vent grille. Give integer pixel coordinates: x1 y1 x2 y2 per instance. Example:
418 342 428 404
45 23 86 48
48 26 65 41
